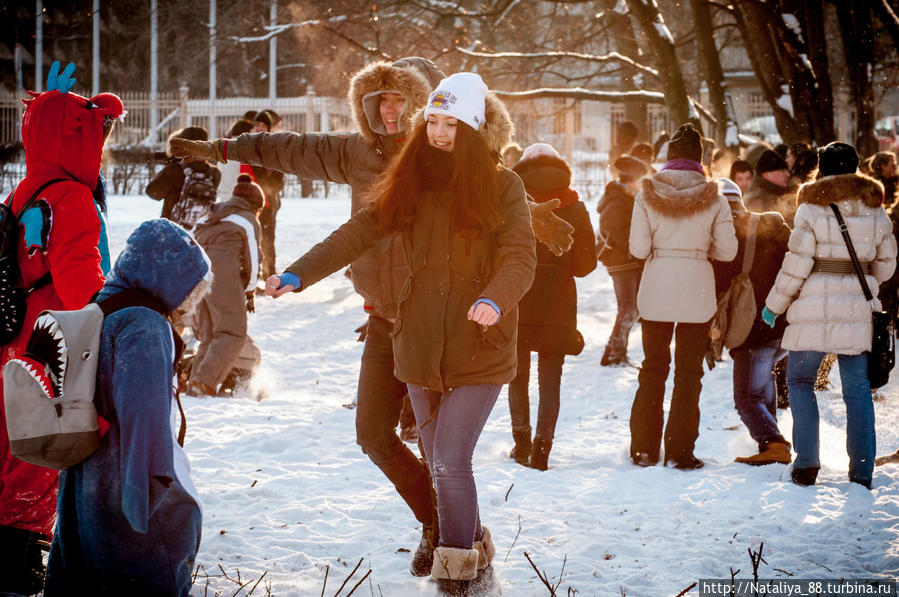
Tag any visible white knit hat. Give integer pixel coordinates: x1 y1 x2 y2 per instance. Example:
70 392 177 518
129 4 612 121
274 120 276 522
520 142 561 161
424 72 488 130
717 177 743 202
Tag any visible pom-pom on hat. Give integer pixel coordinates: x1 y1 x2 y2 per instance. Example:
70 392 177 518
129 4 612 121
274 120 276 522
424 72 488 131
520 142 561 162
717 177 743 202
667 123 703 163
232 173 265 211
756 149 789 175
818 141 859 177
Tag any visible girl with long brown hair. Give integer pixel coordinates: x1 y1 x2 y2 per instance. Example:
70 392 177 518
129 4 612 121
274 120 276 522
264 73 535 593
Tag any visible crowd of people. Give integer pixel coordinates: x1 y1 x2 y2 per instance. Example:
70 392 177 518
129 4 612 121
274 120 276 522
1 57 898 596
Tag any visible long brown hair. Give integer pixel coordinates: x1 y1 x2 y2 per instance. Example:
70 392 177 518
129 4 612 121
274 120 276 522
369 119 502 238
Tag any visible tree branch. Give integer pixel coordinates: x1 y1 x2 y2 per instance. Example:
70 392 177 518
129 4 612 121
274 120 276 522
457 47 660 80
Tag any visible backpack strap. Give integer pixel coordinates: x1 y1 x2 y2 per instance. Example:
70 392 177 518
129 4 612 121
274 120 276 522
741 213 760 274
95 289 188 446
12 178 69 296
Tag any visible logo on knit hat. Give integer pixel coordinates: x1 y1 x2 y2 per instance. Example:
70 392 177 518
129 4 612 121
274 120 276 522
429 91 457 111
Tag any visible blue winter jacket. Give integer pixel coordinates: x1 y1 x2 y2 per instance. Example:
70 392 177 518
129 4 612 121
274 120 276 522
45 219 211 597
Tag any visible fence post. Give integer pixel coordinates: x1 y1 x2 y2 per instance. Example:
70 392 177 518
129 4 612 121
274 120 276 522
179 86 189 129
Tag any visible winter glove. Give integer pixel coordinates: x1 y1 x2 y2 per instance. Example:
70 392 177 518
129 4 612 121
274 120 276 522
528 198 575 257
354 321 368 342
761 306 778 328
47 61 77 93
169 137 226 163
246 291 255 313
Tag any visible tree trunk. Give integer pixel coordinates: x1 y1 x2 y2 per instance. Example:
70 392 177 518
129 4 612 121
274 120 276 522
800 0 835 144
624 0 692 127
838 4 878 157
600 0 649 141
872 0 899 51
690 0 730 147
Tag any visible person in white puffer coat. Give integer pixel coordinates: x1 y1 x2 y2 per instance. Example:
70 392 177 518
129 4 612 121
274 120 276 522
763 141 897 490
628 123 738 471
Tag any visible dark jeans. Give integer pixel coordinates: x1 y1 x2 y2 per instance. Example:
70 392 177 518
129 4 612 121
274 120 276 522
508 337 564 440
630 319 710 464
407 384 500 549
730 338 788 450
355 316 434 525
787 350 875 486
605 267 641 359
259 201 279 278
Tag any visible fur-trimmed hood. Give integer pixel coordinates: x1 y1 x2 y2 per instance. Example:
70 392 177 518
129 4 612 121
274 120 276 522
797 172 885 208
347 57 444 144
412 92 514 156
640 169 720 218
512 153 571 191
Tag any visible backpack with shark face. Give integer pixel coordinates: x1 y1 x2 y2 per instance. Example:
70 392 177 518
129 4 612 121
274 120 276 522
3 289 184 469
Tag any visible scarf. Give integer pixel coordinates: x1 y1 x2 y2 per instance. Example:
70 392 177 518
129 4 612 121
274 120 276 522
661 158 705 174
527 187 579 208
419 144 455 186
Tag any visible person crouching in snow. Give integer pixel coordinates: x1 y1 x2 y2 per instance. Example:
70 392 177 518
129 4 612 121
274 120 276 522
711 178 793 466
507 142 596 470
44 219 212 596
628 123 738 470
185 174 264 397
265 72 535 595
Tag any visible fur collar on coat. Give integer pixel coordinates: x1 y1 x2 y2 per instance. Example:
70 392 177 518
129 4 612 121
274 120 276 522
641 169 719 218
797 172 885 208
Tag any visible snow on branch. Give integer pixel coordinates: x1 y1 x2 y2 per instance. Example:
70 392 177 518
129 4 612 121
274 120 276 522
457 48 660 80
494 87 665 103
230 16 348 43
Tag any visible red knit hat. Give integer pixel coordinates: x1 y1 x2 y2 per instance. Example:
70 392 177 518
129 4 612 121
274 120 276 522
233 174 264 211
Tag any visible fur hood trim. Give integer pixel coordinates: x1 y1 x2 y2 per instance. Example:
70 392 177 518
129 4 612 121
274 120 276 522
641 169 720 218
512 154 571 191
348 60 436 144
412 92 514 156
797 172 885 208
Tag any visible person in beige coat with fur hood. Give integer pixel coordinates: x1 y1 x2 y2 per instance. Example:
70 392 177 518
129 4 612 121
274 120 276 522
763 142 897 489
628 124 738 470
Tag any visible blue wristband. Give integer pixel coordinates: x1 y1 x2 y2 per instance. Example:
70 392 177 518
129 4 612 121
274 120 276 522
473 297 501 317
279 272 300 290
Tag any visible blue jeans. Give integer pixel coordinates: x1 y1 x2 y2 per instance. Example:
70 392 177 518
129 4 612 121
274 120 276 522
786 351 875 485
730 339 788 450
407 384 500 549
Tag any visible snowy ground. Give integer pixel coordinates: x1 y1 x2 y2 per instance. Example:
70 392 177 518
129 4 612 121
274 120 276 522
101 192 899 596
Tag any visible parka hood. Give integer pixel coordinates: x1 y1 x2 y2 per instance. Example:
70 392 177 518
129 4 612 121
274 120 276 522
512 154 571 191
797 172 884 208
22 89 124 188
97 219 211 314
412 92 514 156
641 169 720 218
348 57 444 144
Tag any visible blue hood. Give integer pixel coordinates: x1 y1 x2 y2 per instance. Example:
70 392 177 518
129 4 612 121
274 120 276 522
98 219 211 312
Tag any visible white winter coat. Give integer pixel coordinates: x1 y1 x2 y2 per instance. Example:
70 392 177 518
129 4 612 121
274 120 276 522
766 173 897 354
629 169 738 323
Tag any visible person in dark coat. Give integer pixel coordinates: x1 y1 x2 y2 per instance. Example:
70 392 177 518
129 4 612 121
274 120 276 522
245 113 285 279
711 178 793 466
186 174 264 397
508 143 596 470
146 126 222 222
597 154 650 366
742 149 797 225
871 151 898 207
44 219 211 597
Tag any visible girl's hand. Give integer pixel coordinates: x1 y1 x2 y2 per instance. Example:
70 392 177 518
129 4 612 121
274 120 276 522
265 275 294 298
468 301 500 326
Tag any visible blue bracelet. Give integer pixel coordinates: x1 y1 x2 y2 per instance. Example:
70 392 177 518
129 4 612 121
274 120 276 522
473 297 501 317
279 272 300 290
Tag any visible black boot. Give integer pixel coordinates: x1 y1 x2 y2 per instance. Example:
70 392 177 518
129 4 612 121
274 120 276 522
509 426 532 466
529 436 552 471
791 466 819 486
410 522 438 577
0 525 48 596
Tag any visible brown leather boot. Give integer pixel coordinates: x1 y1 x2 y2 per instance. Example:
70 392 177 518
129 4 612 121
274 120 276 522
735 441 792 466
529 436 552 471
509 426 532 466
409 521 437 576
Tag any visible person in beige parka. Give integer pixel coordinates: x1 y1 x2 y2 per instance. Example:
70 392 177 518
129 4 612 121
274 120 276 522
763 142 897 489
628 123 738 470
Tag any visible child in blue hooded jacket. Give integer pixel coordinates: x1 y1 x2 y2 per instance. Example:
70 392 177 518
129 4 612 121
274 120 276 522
44 219 212 597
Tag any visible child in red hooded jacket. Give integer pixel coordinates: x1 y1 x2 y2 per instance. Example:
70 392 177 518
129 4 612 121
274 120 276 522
0 61 123 595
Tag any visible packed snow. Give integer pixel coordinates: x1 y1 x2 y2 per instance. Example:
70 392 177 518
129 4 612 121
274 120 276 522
98 192 899 596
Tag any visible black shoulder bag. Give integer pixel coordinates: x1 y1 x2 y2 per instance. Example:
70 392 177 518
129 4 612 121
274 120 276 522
829 203 895 388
